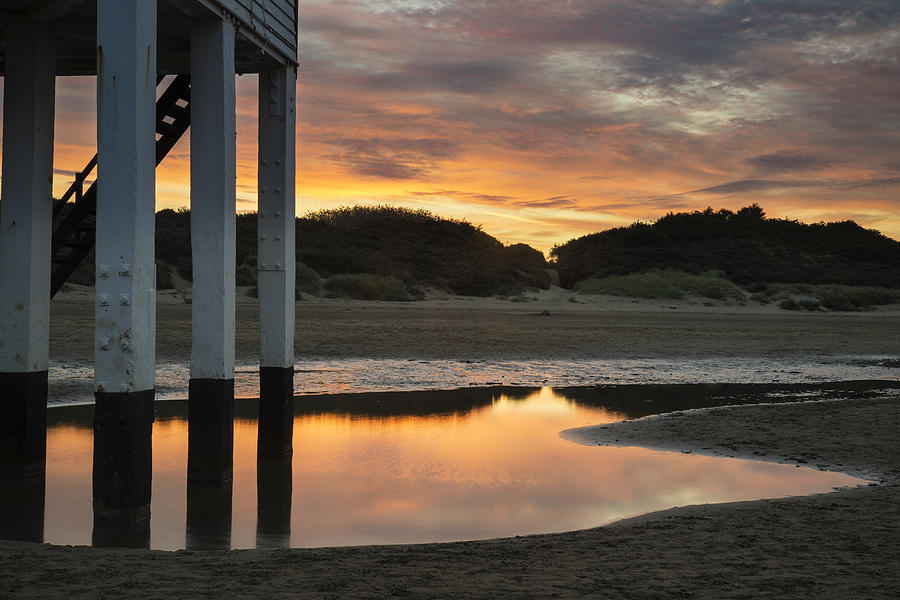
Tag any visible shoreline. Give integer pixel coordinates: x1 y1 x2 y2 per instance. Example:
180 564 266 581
562 394 899 484
3 392 899 598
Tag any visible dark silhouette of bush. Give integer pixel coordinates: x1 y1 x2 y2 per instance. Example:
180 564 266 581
153 205 549 297
295 205 549 296
551 205 900 289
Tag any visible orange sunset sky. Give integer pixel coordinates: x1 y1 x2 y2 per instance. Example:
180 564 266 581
6 1 900 253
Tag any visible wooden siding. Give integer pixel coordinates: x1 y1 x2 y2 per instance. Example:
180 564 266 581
214 0 297 64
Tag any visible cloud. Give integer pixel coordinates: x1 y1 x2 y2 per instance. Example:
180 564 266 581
745 151 833 174
410 189 517 205
515 195 580 209
841 177 900 190
321 137 459 179
687 179 821 195
360 60 520 94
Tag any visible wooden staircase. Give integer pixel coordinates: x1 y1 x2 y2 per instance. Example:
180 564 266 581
50 74 192 298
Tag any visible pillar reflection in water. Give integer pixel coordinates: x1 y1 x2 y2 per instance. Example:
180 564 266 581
256 453 292 548
92 519 150 549
0 473 45 543
186 479 233 550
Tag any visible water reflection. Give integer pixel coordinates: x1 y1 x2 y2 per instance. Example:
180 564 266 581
13 384 880 549
92 518 150 549
0 474 45 542
257 454 292 548
186 480 233 550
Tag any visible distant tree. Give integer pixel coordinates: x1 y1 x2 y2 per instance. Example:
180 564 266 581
551 205 900 288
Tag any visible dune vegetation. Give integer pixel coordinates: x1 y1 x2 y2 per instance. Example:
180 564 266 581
154 205 550 300
551 204 900 309
574 269 743 301
56 203 900 309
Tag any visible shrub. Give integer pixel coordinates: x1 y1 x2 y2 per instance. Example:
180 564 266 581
296 261 321 295
574 269 741 300
769 283 900 311
323 273 410 301
157 263 175 289
551 205 900 289
235 264 257 286
779 298 801 310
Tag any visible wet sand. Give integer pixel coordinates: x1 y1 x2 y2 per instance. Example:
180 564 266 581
2 289 898 598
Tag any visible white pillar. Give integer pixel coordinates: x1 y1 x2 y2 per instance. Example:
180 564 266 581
190 18 236 382
92 0 157 524
258 65 296 369
94 0 157 395
188 17 237 483
0 24 56 375
257 64 296 458
0 23 55 475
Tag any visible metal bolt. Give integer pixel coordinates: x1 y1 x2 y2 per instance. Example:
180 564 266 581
99 295 109 306
119 294 130 306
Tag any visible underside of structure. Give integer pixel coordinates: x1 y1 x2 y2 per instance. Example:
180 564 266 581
0 0 298 541
0 0 298 75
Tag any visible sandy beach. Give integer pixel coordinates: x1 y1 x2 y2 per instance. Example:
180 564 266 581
2 289 899 598
49 284 900 361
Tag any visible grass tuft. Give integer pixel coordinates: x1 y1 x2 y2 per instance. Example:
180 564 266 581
574 269 741 300
323 273 410 301
764 283 900 311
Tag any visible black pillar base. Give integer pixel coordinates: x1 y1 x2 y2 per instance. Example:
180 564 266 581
0 472 45 543
0 371 48 476
186 479 233 550
188 378 234 483
92 519 151 549
258 367 294 458
256 453 292 549
93 389 154 524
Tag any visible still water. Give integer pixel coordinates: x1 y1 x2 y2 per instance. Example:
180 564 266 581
6 384 873 550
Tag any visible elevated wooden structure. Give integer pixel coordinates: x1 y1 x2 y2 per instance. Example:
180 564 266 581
0 0 297 541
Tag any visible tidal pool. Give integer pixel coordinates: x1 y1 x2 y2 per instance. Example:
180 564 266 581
4 385 870 550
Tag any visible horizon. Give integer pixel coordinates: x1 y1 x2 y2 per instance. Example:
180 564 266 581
2 1 899 253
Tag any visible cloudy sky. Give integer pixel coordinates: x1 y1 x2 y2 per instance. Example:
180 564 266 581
39 1 900 251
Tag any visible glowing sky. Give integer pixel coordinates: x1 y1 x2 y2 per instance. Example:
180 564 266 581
16 1 900 251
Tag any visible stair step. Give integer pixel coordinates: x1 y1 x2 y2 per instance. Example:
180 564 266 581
51 73 191 299
168 105 189 120
157 121 178 137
